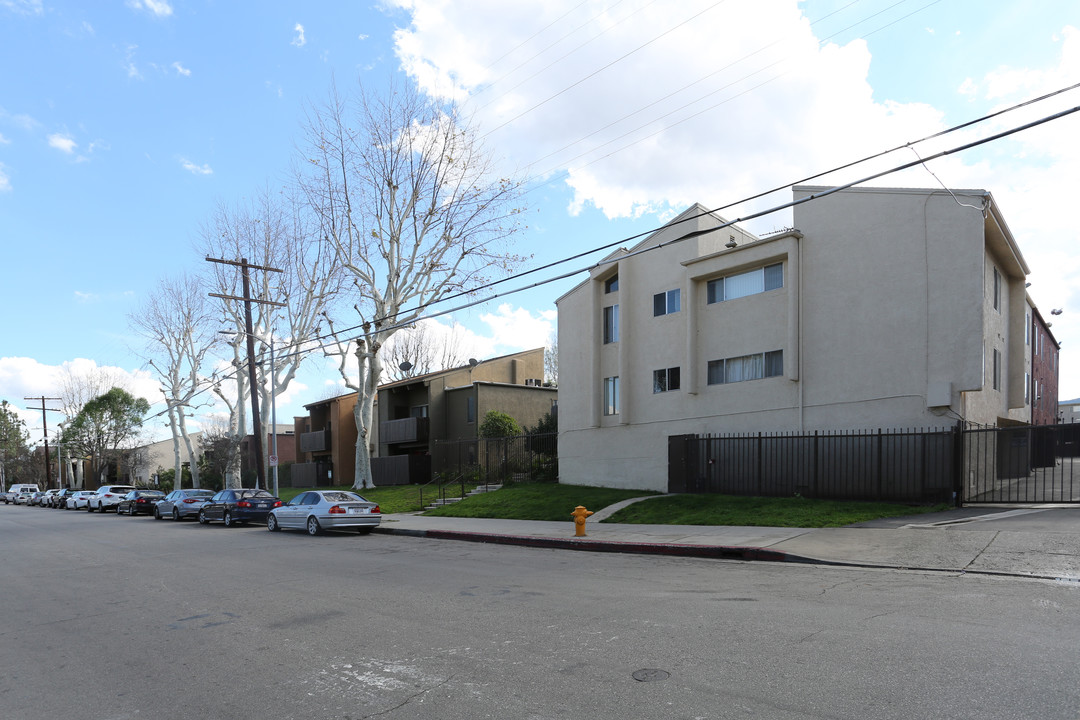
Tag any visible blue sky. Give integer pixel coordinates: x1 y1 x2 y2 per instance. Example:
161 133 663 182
2 0 1078 442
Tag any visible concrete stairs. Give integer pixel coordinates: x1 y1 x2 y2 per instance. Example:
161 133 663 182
424 483 502 511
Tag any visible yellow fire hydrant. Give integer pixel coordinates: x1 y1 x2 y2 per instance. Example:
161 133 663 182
571 505 594 537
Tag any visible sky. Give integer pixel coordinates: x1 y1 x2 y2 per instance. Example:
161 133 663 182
1 0 1078 446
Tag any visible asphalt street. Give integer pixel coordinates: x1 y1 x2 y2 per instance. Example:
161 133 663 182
2 504 1079 720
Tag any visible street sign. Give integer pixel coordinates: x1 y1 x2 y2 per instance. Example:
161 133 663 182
269 455 278 467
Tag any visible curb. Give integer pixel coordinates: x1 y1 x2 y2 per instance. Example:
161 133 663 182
371 525 1078 582
373 525 812 564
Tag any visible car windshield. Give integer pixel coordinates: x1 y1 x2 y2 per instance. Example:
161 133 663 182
188 491 214 497
236 490 273 499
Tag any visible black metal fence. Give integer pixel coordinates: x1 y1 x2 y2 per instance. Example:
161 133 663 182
962 421 1080 503
669 427 960 503
432 433 557 484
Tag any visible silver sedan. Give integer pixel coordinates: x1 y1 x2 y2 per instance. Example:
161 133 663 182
267 490 381 536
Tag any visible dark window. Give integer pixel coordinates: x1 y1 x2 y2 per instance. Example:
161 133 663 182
603 305 619 344
653 289 681 316
653 367 681 393
604 274 619 293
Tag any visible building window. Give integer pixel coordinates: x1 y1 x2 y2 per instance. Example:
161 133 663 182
466 396 476 423
653 288 681 316
992 348 1001 391
603 304 619 344
1025 373 1031 405
604 274 619 293
653 367 681 393
603 376 620 416
707 350 784 385
707 263 783 304
410 405 428 419
993 267 1001 311
1026 313 1031 345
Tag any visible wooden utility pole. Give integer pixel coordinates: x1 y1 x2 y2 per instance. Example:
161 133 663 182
206 256 285 490
24 396 62 488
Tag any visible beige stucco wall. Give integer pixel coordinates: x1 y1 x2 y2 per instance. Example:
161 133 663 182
557 188 1033 492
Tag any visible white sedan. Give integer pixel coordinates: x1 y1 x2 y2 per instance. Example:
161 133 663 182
267 490 381 536
66 490 96 509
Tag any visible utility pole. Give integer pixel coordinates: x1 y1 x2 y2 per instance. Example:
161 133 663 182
24 396 62 488
206 256 285 490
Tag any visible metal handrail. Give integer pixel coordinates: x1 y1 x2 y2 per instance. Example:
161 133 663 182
417 472 465 511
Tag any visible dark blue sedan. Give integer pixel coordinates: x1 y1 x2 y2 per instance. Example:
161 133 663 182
198 488 281 527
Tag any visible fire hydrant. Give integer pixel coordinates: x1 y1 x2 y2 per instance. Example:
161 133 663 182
571 505 593 537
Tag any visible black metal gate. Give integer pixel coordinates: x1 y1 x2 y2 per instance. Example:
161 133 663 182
961 422 1080 503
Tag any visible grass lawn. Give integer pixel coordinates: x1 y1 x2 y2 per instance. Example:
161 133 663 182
277 483 950 527
422 483 661 521
603 493 951 527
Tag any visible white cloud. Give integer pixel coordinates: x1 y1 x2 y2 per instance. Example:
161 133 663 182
291 23 306 48
172 61 191 76
0 0 43 15
48 133 77 153
0 163 10 192
74 291 99 303
126 0 173 18
180 158 213 175
958 77 977 98
0 132 8 144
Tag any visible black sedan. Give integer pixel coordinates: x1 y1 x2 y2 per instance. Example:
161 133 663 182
116 489 166 516
198 488 281 527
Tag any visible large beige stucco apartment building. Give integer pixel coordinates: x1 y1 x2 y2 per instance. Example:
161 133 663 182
556 186 1060 492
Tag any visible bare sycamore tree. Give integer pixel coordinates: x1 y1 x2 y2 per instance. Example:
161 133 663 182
382 319 466 382
203 186 341 488
130 273 218 489
299 81 525 489
544 329 558 386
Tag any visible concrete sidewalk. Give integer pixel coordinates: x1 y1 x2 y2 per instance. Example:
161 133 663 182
373 506 1080 581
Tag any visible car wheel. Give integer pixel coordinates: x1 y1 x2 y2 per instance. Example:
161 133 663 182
172 508 181 522
154 508 162 520
198 510 209 525
223 511 235 528
267 514 280 532
87 503 94 513
306 516 322 536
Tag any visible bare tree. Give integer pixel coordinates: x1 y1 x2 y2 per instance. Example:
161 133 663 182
544 329 558 386
203 186 341 488
382 319 466 381
299 81 526 489
130 273 218 489
57 365 127 488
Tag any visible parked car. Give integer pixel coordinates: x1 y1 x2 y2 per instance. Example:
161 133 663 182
155 489 215 521
66 490 95 510
15 487 41 505
38 489 61 507
117 489 166 516
198 488 281 527
267 490 382 536
48 489 72 508
87 485 137 513
2 483 39 504
28 490 50 506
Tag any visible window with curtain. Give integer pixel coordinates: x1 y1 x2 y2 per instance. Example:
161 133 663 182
603 304 619 344
603 376 620 415
707 350 783 385
707 262 783 303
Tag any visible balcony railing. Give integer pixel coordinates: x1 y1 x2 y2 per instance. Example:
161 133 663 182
300 429 330 453
381 417 429 445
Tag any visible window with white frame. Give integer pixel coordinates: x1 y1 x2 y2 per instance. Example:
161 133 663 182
707 350 783 385
653 367 681 393
603 304 619 344
707 263 783 304
603 376 620 416
653 288 681 316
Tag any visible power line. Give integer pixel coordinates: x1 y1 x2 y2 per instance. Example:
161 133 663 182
145 92 1080 427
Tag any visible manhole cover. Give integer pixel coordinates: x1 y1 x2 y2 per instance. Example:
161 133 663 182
632 669 670 682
